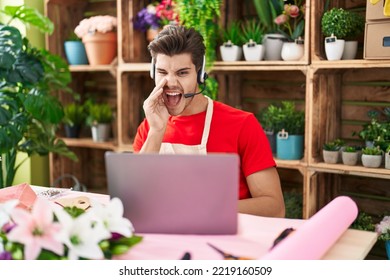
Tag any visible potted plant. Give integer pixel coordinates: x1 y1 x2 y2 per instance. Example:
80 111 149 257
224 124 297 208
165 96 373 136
252 0 286 60
361 146 383 168
241 19 265 61
0 5 76 188
74 15 118 65
220 21 244 61
86 103 114 142
341 11 365 60
341 145 359 166
385 145 390 169
257 104 283 154
323 139 344 164
321 7 350 60
354 110 385 147
375 215 390 259
63 103 86 138
64 32 88 65
273 0 306 61
275 101 305 160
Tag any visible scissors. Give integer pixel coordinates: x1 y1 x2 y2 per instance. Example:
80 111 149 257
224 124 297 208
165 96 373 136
207 243 254 260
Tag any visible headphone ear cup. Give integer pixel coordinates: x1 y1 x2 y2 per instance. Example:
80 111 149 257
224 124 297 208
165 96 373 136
197 55 207 84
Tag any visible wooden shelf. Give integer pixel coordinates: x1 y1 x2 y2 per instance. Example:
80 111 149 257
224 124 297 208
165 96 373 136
62 138 117 150
275 159 307 174
311 59 390 70
118 63 150 73
69 65 115 72
212 61 308 72
309 162 390 180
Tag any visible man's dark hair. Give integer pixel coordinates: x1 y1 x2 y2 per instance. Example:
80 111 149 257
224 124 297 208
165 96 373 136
148 25 205 72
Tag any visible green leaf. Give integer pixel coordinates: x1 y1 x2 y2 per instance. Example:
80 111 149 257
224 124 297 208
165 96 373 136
3 5 54 34
24 92 64 124
0 25 23 69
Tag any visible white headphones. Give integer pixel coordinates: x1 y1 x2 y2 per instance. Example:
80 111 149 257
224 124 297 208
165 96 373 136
150 55 208 84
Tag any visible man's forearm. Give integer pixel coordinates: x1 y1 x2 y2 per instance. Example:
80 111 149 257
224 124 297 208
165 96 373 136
238 196 285 218
140 129 165 153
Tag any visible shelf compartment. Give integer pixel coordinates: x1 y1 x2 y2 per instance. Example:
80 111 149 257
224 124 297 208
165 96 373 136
311 0 367 61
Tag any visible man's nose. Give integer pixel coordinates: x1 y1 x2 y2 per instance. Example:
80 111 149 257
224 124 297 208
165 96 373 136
165 73 178 86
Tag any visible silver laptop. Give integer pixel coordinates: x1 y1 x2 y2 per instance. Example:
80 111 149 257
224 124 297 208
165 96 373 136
105 152 239 234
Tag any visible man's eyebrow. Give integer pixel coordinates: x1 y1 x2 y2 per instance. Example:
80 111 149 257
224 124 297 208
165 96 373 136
156 67 192 72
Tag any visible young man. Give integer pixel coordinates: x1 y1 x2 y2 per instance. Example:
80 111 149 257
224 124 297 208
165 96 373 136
133 25 285 218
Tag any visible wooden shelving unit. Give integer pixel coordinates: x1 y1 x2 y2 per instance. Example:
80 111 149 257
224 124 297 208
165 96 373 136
45 0 390 232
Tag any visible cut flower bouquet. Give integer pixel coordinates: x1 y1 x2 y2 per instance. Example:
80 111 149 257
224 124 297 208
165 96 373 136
0 197 141 260
74 15 118 39
133 0 179 32
274 0 305 42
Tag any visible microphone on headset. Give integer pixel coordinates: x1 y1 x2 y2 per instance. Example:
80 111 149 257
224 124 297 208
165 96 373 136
183 83 207 98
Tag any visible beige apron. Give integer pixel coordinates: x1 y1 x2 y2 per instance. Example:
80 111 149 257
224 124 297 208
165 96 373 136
159 96 213 154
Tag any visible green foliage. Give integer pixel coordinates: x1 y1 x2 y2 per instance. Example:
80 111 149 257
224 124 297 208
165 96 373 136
203 77 218 100
252 0 284 33
222 20 245 46
283 191 303 219
0 5 76 188
1 5 54 34
86 103 114 125
323 139 345 151
344 146 357 153
241 19 264 44
354 110 387 142
350 212 375 231
176 0 221 69
257 104 283 132
63 103 86 126
362 146 383 155
347 11 365 39
321 8 351 39
271 101 305 135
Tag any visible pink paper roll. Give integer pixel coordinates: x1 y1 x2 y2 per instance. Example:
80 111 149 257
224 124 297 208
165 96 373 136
261 196 358 260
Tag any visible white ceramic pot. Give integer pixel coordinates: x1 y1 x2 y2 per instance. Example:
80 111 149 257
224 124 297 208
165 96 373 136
323 150 340 164
243 42 264 61
341 151 359 166
263 33 286 60
281 42 304 61
361 154 382 168
324 37 345 61
91 123 111 142
341 41 358 60
385 152 390 169
220 43 242 61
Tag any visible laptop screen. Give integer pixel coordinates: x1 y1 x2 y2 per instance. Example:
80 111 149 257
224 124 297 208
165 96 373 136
105 152 239 235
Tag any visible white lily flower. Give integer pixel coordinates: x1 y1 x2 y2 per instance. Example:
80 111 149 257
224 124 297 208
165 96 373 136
0 199 19 228
89 197 134 237
55 209 110 260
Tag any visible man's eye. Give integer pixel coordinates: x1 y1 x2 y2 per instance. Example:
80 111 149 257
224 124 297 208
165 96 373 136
178 71 188 76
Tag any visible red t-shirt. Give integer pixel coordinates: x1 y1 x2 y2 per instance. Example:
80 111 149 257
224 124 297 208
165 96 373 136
133 100 276 199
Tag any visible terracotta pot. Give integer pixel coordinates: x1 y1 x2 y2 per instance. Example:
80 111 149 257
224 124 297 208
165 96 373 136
82 31 117 65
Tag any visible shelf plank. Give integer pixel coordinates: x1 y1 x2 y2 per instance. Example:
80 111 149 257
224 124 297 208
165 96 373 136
309 162 390 179
62 138 117 150
69 65 114 72
118 63 151 72
311 59 390 70
212 61 308 72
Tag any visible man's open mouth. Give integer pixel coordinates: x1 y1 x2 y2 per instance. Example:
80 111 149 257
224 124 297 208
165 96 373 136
163 91 182 107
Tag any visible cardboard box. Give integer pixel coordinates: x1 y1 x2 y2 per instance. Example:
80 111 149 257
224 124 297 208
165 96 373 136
364 21 390 59
366 0 390 21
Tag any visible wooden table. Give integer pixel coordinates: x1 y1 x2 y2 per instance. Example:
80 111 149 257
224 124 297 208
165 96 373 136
33 186 378 260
